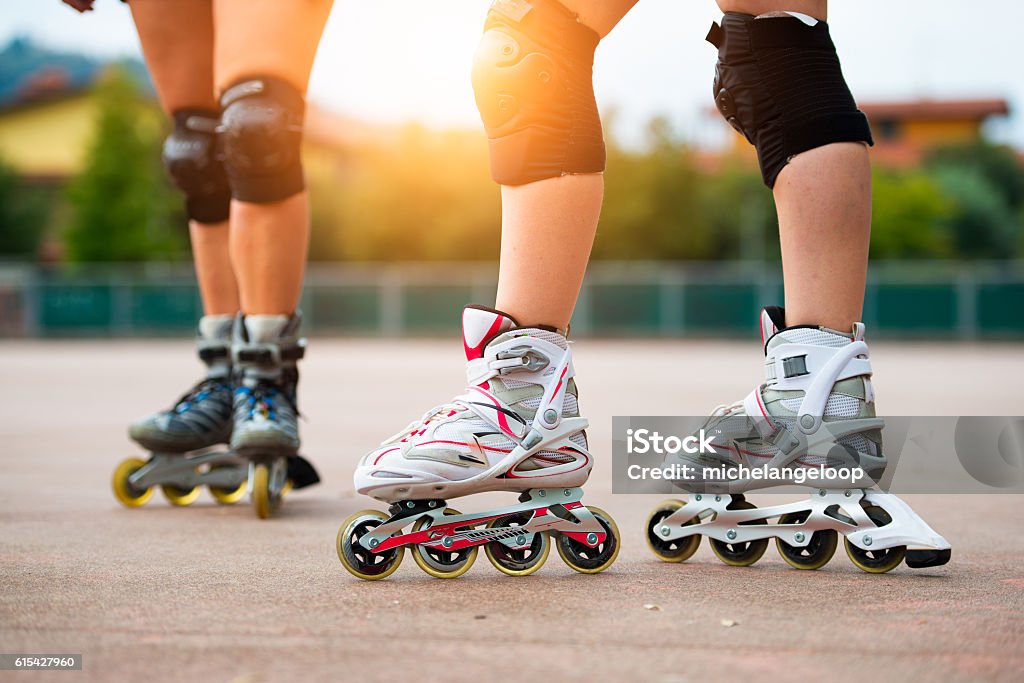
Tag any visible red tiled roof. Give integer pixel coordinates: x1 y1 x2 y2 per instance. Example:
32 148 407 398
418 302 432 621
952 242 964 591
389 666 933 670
860 99 1009 121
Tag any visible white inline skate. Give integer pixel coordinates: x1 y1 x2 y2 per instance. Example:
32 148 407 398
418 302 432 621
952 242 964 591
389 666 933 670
644 306 951 573
337 305 620 580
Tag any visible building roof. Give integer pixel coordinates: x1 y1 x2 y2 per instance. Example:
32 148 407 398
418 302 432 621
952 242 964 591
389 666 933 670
860 98 1009 121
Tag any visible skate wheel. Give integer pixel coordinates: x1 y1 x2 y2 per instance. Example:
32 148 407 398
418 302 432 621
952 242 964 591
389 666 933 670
411 508 478 579
776 511 838 570
484 512 550 577
709 498 768 567
161 484 200 506
645 499 701 563
844 504 906 574
556 506 620 574
112 457 153 508
337 509 404 580
251 463 280 519
208 467 247 505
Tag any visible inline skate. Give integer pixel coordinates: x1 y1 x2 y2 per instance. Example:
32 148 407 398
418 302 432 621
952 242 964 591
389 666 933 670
113 315 249 508
230 311 319 518
112 313 319 518
337 305 620 580
644 306 951 573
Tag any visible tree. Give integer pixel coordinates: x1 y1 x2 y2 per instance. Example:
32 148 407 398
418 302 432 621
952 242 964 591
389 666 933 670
65 66 185 262
931 165 1017 259
0 156 50 257
870 169 954 259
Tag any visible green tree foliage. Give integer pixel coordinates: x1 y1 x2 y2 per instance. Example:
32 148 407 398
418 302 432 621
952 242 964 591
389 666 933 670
65 66 185 262
870 169 954 259
931 165 1018 259
0 155 50 257
309 125 499 261
927 140 1024 212
598 117 715 260
304 124 1024 263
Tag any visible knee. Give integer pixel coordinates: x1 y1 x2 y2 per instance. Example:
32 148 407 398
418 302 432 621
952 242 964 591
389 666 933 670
219 76 306 203
163 109 231 223
471 0 605 186
707 11 872 188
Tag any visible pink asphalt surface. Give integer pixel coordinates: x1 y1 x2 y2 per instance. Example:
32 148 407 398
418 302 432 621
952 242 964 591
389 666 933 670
2 339 1023 683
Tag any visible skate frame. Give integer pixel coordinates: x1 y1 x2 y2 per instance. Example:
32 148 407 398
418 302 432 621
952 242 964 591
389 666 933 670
655 489 950 552
359 487 606 554
129 450 247 491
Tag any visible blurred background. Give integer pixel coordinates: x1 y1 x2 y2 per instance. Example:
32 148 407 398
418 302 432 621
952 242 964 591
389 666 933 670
0 0 1022 339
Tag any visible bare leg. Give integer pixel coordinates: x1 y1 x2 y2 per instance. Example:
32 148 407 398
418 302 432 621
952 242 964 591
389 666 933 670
717 0 870 330
774 144 871 330
130 0 238 316
494 0 638 330
213 0 333 315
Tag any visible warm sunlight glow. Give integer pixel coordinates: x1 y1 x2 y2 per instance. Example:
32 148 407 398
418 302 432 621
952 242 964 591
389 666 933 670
309 3 490 129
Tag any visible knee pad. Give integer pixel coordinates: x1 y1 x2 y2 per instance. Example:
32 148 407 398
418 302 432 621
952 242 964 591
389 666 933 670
707 12 873 188
472 0 605 186
219 76 305 203
163 109 231 223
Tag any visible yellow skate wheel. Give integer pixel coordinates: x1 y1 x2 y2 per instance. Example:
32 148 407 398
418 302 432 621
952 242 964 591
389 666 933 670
775 511 838 570
844 505 907 574
337 509 404 581
162 484 200 506
556 506 621 574
208 466 247 505
484 512 551 577
251 463 280 519
645 499 701 563
411 508 478 579
709 498 769 567
112 457 153 508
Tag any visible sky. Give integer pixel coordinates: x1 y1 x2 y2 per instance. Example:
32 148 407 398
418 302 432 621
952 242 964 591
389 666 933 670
3 0 1023 148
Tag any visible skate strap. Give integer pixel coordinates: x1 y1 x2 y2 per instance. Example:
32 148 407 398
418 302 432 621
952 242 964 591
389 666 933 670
765 341 871 391
742 388 778 438
465 356 526 386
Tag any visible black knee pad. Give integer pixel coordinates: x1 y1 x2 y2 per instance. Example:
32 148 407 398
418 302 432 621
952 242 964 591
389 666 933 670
707 12 873 188
219 76 305 203
472 0 605 186
163 109 231 223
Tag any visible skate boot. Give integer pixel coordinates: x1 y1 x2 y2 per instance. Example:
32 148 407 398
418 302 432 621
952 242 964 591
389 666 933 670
337 305 620 580
231 312 319 518
645 306 951 573
113 315 248 508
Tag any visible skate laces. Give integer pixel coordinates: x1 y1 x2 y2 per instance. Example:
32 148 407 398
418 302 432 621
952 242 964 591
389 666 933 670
173 377 229 414
236 379 298 421
384 401 466 444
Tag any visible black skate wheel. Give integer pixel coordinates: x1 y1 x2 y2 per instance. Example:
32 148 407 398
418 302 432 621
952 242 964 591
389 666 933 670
112 457 153 508
776 511 838 570
844 504 907 574
337 509 404 580
484 512 551 577
645 499 701 563
556 506 620 574
411 508 478 579
709 498 769 567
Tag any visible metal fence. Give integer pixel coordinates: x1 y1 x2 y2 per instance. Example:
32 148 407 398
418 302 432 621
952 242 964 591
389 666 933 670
1 261 1022 339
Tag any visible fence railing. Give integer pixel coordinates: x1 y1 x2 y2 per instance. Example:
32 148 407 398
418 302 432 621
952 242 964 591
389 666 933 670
1 261 1022 339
